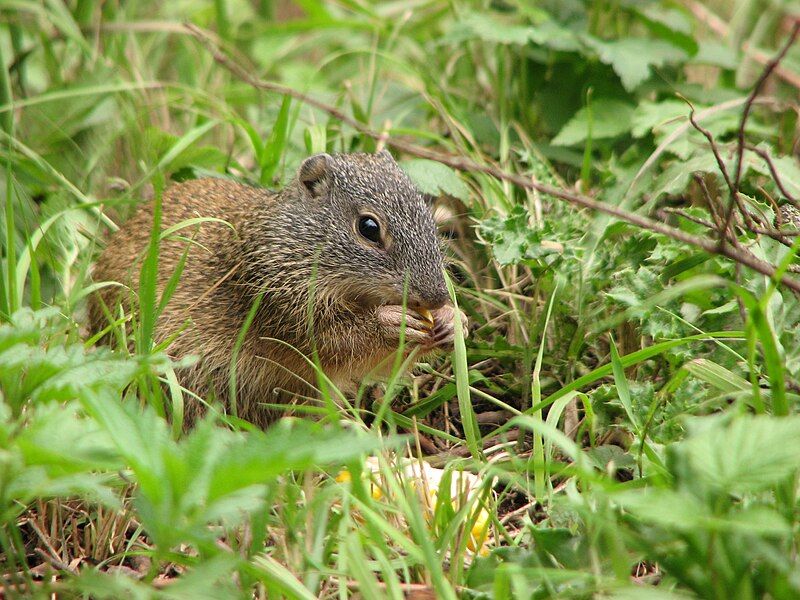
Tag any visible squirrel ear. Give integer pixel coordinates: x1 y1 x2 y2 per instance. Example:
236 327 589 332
299 153 332 197
377 148 395 162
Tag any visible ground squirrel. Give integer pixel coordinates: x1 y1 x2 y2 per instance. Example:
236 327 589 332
90 150 467 426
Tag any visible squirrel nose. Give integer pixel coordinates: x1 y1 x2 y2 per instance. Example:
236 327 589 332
410 283 450 311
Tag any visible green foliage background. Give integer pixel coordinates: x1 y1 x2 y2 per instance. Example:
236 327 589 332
1 0 800 597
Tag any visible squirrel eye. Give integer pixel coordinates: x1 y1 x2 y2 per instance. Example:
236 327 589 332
357 215 381 244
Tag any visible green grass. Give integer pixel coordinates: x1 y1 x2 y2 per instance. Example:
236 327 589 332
2 0 800 598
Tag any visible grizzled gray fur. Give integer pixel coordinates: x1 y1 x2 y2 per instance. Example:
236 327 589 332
90 150 467 428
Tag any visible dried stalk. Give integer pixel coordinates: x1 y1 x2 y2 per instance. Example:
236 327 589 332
186 23 800 294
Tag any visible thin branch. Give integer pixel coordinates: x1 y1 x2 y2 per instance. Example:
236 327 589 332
683 1 800 89
750 227 800 237
720 22 800 244
682 100 750 241
732 21 800 202
659 207 716 230
746 143 799 206
185 23 800 295
684 102 733 192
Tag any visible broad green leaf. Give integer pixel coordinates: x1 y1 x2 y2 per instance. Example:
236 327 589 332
631 100 690 139
401 159 470 200
673 416 800 493
694 41 740 69
650 153 724 199
633 5 698 55
552 100 636 146
451 11 535 45
205 420 384 502
614 488 791 536
15 402 121 473
584 37 688 91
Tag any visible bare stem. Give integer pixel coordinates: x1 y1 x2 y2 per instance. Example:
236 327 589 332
186 23 800 295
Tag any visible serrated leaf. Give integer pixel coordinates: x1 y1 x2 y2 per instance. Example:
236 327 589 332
651 152 724 199
694 41 741 69
585 37 688 91
673 415 800 493
400 159 470 200
631 100 690 139
633 5 698 56
16 402 121 473
614 488 791 536
479 206 531 265
452 11 535 45
552 100 636 146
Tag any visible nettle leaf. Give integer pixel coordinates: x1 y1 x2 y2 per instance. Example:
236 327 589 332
671 415 800 493
83 395 388 548
694 41 740 69
650 152 725 199
614 488 791 536
480 206 531 265
552 99 636 146
631 100 690 139
400 159 470 201
0 331 142 411
479 206 573 267
449 11 535 45
614 489 709 532
205 419 384 504
584 37 688 91
632 99 745 159
0 401 122 510
633 5 698 56
16 402 121 473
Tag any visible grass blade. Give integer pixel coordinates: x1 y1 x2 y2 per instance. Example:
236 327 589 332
446 272 480 461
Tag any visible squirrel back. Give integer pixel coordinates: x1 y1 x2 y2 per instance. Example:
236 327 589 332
90 151 461 427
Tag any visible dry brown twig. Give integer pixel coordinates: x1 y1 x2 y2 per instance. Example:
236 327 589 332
725 21 800 233
746 144 800 207
184 23 800 294
682 1 800 90
680 22 800 255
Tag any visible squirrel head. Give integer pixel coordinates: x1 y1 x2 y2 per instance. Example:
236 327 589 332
292 150 450 310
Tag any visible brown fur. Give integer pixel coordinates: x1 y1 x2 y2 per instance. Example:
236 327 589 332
90 153 459 427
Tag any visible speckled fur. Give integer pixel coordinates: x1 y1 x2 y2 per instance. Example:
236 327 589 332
89 151 451 427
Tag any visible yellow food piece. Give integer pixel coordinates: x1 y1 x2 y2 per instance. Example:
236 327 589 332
336 458 492 555
418 308 435 329
467 508 491 555
335 468 382 500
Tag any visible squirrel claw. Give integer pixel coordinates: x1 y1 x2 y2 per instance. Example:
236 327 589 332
376 304 468 350
376 305 435 345
425 305 468 349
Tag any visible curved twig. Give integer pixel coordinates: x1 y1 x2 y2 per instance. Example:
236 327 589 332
185 23 800 294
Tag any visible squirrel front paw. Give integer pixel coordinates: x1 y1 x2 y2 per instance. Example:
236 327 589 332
376 304 468 350
428 304 469 349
